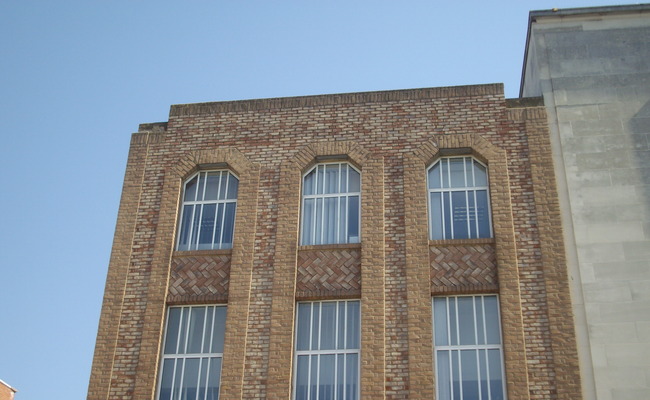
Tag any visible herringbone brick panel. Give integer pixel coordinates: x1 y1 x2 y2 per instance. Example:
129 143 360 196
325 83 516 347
167 255 230 303
430 244 498 293
296 248 361 299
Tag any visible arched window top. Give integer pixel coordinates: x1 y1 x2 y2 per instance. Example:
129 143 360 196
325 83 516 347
177 170 239 251
427 156 492 240
427 157 488 190
301 162 360 245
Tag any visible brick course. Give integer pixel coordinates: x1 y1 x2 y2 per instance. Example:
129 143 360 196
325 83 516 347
88 85 581 400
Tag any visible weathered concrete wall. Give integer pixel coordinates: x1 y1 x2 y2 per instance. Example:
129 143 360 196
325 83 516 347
522 6 650 400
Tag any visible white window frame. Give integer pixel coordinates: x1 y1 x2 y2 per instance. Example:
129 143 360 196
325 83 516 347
177 170 239 251
300 162 361 246
432 295 507 400
427 156 493 240
292 300 361 400
156 305 226 400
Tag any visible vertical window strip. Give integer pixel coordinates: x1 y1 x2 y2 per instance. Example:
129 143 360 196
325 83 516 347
158 305 226 400
433 295 507 400
294 300 360 400
177 171 239 251
301 163 361 246
427 157 491 240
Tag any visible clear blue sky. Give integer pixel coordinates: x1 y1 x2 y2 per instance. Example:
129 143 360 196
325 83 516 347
0 1 632 399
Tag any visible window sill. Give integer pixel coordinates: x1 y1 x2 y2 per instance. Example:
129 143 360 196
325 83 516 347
298 243 362 251
429 238 495 246
172 249 233 257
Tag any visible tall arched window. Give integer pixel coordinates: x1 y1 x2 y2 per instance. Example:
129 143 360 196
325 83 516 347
177 170 239 250
427 157 492 240
301 162 360 245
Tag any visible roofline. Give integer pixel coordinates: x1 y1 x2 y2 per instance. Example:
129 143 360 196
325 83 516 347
519 3 650 97
0 379 17 393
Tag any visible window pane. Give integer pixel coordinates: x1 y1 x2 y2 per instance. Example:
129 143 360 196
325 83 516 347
179 308 190 354
206 357 221 400
449 158 465 188
484 296 501 345
428 162 442 189
430 192 443 240
324 197 337 244
451 191 469 239
338 197 347 243
184 175 199 202
202 307 214 354
474 160 488 186
468 191 478 239
475 297 485 345
217 172 228 200
433 297 449 346
296 303 312 351
437 350 451 400
479 349 489 399
451 351 461 400
348 168 360 192
310 356 318 400
189 205 202 250
204 172 220 201
311 302 320 350
303 169 315 196
346 353 359 400
449 297 458 346
314 198 323 245
340 164 348 193
198 204 217 250
346 301 360 349
319 354 335 399
187 307 206 354
177 205 194 251
441 159 450 188
465 158 474 186
336 354 345 400
488 349 505 400
221 203 236 248
476 190 491 238
337 302 346 350
461 350 479 399
211 307 226 354
325 164 339 194
181 358 200 400
320 302 336 350
159 359 175 400
348 196 360 243
165 308 182 354
295 356 309 400
226 174 239 200
173 359 184 400
458 296 476 345
198 358 209 400
443 192 452 239
302 198 314 246
317 165 325 195
213 204 224 249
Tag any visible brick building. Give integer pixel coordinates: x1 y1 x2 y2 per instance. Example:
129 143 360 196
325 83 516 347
0 380 17 400
88 82 582 400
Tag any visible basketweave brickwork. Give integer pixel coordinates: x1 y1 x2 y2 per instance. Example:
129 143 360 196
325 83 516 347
167 253 231 304
88 84 582 400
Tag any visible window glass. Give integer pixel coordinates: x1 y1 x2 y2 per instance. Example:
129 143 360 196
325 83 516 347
294 300 360 400
177 171 239 251
301 162 361 245
427 157 492 240
433 295 506 400
158 305 226 400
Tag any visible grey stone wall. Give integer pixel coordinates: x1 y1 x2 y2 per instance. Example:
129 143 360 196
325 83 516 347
522 7 650 400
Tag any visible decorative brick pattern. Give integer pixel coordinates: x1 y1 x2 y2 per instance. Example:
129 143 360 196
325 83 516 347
296 247 361 299
430 243 498 293
167 254 231 303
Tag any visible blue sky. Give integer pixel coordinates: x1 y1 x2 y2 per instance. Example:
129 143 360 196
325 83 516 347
0 1 632 399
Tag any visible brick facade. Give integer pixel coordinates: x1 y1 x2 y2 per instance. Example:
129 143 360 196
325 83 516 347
88 84 581 399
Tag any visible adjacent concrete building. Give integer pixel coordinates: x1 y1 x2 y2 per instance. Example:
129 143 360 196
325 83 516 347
521 4 650 400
